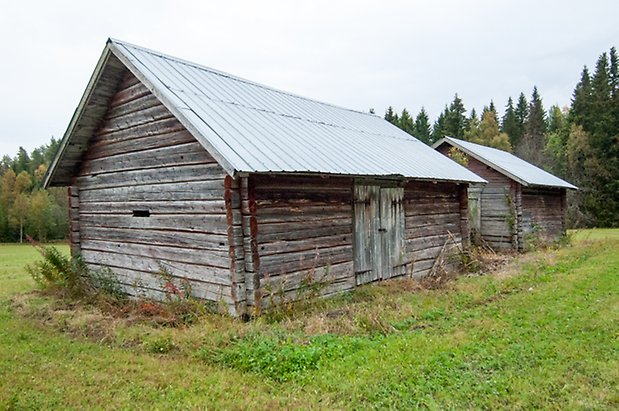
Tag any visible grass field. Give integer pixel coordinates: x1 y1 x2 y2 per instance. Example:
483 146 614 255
0 229 617 409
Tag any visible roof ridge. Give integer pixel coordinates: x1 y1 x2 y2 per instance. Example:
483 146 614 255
108 38 381 119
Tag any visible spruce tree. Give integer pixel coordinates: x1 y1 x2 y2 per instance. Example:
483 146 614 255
547 105 566 133
590 52 613 139
517 86 547 166
398 108 415 136
609 47 618 95
545 106 570 176
384 106 396 125
413 108 432 144
488 100 499 125
570 66 592 128
502 97 519 146
513 92 529 148
444 94 467 139
432 106 449 142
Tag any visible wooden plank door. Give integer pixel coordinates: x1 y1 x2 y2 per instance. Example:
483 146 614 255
379 187 406 279
354 184 405 285
353 185 380 285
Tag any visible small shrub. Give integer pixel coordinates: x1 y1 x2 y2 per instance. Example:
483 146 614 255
25 237 87 296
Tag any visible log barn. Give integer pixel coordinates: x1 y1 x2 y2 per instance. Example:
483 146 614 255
433 137 577 251
45 39 485 315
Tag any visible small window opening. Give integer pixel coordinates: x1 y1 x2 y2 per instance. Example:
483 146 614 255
132 209 150 217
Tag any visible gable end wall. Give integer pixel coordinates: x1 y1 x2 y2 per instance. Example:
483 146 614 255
437 144 518 250
74 72 235 309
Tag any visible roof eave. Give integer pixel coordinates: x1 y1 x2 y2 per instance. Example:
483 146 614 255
237 169 486 185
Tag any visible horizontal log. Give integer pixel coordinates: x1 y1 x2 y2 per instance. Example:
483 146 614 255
79 180 225 202
79 226 229 251
80 238 231 269
405 222 460 240
256 209 352 224
79 213 228 234
258 233 352 256
259 245 353 276
79 142 213 176
95 104 173 135
260 261 354 293
406 233 462 251
259 277 354 309
93 117 186 143
77 163 225 190
109 81 150 108
79 199 227 215
257 223 351 243
405 213 460 226
86 130 196 160
82 249 231 286
85 263 234 304
257 217 351 235
257 203 351 215
410 243 460 262
104 93 161 121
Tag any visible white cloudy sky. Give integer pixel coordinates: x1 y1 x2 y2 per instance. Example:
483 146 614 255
1 0 617 156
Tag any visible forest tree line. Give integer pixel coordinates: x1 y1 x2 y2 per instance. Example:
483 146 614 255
385 47 618 228
0 139 69 242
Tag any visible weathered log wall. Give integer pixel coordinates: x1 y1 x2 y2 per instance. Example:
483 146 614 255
465 157 517 250
521 187 566 244
74 72 234 308
250 175 355 309
248 176 468 309
403 181 465 278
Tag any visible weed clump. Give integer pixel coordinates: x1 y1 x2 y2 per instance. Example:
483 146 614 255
25 237 93 298
198 333 365 382
24 238 211 329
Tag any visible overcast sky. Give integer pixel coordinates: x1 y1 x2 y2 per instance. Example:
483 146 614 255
1 0 617 156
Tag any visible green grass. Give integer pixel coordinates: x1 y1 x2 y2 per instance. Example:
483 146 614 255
1 229 618 409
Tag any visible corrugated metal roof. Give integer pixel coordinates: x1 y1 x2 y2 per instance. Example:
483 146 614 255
104 39 485 184
433 137 577 189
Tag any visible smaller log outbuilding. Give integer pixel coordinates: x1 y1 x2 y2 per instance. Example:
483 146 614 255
433 137 577 251
45 39 486 316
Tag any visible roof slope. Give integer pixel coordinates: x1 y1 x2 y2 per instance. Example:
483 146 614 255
46 39 486 186
433 137 577 190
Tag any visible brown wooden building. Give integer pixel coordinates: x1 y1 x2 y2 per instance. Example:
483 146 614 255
45 39 485 316
433 137 577 251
